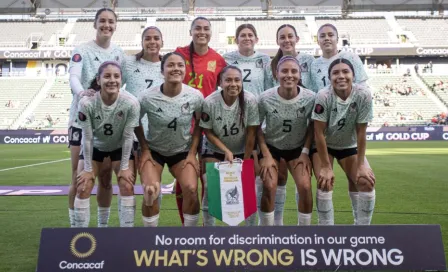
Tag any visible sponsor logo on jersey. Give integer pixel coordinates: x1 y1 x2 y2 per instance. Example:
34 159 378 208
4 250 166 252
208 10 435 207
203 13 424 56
72 54 82 63
350 102 357 112
201 112 210 122
207 60 217 72
181 102 190 115
94 57 99 61
95 115 101 120
78 112 87 121
317 69 321 73
314 104 324 114
216 117 222 121
332 108 338 114
272 109 278 114
256 59 263 68
134 69 140 73
117 111 124 120
156 108 163 113
233 60 239 65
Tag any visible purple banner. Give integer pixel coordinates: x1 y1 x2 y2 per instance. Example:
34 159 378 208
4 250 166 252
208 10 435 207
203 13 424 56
366 126 448 141
0 129 68 144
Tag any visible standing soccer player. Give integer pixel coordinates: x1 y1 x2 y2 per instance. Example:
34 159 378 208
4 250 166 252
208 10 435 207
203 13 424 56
200 65 259 226
310 24 371 224
174 16 227 225
312 58 376 225
122 26 165 219
263 24 315 226
257 56 315 226
136 52 204 227
75 61 140 228
222 24 270 226
68 8 125 228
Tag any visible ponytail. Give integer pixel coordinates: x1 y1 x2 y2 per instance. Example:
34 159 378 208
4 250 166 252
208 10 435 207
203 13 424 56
238 89 245 127
189 41 195 78
271 49 284 81
89 76 101 92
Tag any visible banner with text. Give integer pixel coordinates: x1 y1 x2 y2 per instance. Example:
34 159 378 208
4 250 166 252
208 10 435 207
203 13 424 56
0 130 68 144
366 126 448 141
36 225 446 271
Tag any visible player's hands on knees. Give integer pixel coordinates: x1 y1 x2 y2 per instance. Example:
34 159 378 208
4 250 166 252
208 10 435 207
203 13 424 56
76 170 95 191
356 165 375 186
182 153 200 176
224 150 234 163
80 89 96 97
139 149 156 174
118 168 135 185
294 153 312 177
260 155 278 181
318 167 334 191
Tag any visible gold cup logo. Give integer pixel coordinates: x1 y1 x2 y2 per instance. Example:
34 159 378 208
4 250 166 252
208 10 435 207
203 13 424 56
70 232 97 258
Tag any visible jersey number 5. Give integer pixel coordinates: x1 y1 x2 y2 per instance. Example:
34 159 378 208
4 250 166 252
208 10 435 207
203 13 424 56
103 123 113 135
282 120 292 132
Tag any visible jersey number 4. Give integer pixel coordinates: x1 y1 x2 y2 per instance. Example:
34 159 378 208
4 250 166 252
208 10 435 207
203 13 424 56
167 118 177 131
103 123 113 135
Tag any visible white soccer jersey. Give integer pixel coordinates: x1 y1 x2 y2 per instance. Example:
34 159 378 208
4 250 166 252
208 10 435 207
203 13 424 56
264 52 315 90
78 91 140 152
309 50 368 93
139 83 204 156
259 87 316 150
223 51 271 96
69 41 124 127
122 55 164 97
200 90 259 155
311 83 372 149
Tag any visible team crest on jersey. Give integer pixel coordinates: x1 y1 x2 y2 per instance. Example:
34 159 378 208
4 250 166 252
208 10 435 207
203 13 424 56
314 104 324 114
72 131 80 142
301 63 309 72
350 102 357 113
256 59 263 68
78 112 87 121
201 112 210 122
117 111 124 120
297 107 306 117
72 54 82 63
207 60 217 72
181 102 190 115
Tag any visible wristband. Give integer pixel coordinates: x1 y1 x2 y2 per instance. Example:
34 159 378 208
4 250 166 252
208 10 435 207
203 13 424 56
301 147 310 155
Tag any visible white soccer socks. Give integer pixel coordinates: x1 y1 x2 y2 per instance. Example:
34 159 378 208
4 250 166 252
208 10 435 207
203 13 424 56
97 206 110 227
201 174 216 226
69 208 75 228
184 213 199 226
349 191 359 225
74 197 90 228
357 190 376 225
274 185 286 226
119 195 136 227
298 212 312 226
259 210 275 226
143 213 160 227
316 189 334 225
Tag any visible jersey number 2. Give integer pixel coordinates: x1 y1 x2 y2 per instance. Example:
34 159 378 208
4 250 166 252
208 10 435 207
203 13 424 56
243 69 251 83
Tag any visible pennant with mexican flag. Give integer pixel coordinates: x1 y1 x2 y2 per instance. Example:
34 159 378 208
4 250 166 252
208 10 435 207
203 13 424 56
206 159 257 226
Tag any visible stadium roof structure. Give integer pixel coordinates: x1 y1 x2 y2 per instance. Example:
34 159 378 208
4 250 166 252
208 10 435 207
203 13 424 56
0 0 445 14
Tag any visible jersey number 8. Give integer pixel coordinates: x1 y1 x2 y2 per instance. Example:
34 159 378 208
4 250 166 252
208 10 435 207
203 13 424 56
103 123 113 135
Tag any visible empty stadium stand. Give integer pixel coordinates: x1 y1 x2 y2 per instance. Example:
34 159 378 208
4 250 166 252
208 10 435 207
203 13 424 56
396 17 448 46
0 20 66 48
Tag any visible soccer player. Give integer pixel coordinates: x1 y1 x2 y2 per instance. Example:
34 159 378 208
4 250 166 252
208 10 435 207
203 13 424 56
74 61 140 228
312 58 375 225
174 16 227 224
136 52 204 227
200 65 259 226
263 24 315 226
257 56 315 226
310 24 370 224
222 24 270 226
68 8 125 228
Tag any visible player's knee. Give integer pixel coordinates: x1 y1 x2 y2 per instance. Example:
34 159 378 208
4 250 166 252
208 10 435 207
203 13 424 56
76 185 92 199
182 182 198 200
357 177 374 192
263 178 277 195
298 180 312 196
118 180 134 195
277 171 288 186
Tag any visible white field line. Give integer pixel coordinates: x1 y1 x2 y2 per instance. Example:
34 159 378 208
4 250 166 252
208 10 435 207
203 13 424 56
0 158 70 172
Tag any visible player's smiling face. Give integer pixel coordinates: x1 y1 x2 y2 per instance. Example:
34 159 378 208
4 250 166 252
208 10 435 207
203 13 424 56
98 64 121 95
190 19 211 46
94 10 116 38
143 28 163 56
163 54 186 83
277 26 298 55
221 68 242 98
318 26 338 53
330 62 353 92
236 28 258 52
277 60 300 89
